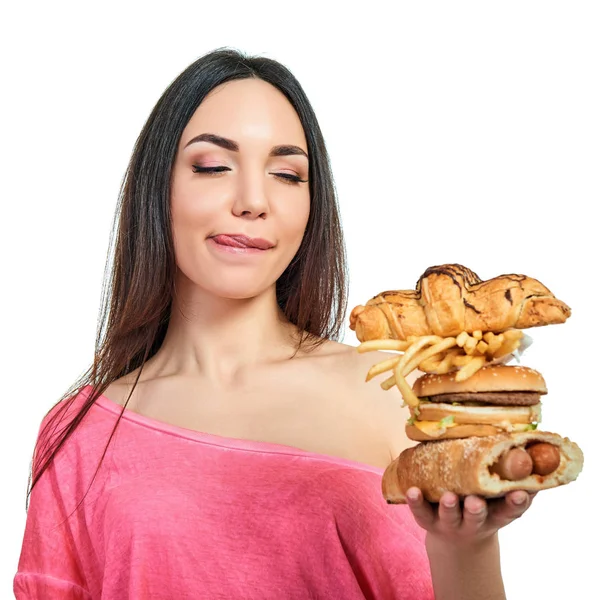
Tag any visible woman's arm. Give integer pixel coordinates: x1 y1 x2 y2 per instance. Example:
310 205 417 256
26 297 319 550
427 533 504 600
406 487 535 600
14 404 93 599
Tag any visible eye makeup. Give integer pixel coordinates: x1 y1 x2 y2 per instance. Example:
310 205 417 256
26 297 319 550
191 164 308 184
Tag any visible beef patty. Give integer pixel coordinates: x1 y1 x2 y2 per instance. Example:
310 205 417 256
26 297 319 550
424 392 541 406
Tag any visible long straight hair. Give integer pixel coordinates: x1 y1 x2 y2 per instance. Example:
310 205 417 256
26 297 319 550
26 48 348 516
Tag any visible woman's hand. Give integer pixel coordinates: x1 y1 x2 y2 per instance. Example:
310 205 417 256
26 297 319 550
406 487 535 548
405 488 536 600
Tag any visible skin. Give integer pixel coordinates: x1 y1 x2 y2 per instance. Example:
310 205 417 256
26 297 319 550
103 77 534 599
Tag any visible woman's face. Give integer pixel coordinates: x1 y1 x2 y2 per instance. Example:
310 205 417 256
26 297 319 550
170 78 311 300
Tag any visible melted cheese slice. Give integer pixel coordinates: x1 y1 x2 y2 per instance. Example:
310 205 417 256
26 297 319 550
412 420 458 437
411 420 536 437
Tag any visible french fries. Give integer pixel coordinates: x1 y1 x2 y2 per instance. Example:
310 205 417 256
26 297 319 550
454 356 486 382
485 333 503 355
456 332 469 347
430 348 462 374
402 337 457 377
358 329 525 407
464 336 478 355
396 336 443 374
476 340 489 354
357 340 410 352
418 353 444 371
365 356 400 381
380 375 397 390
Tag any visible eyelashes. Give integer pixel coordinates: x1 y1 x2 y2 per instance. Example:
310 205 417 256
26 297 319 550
191 165 308 184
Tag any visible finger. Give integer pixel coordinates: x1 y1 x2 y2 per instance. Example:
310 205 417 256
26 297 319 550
437 492 462 530
462 495 488 534
488 490 531 528
406 488 436 529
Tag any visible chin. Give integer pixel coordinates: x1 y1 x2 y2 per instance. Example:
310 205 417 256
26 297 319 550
201 273 276 301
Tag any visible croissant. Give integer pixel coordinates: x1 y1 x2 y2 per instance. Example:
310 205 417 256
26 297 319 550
349 264 571 341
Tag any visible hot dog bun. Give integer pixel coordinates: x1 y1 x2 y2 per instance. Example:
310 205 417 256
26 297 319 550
349 264 571 342
382 431 584 503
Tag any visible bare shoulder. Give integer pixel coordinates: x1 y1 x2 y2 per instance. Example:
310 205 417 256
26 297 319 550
309 340 418 462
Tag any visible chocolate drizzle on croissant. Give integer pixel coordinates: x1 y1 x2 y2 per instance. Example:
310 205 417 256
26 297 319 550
418 264 483 292
349 264 571 341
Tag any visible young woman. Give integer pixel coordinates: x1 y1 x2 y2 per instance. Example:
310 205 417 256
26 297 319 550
14 48 534 599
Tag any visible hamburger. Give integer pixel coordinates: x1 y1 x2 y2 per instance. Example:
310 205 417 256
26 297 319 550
350 263 584 503
407 364 545 441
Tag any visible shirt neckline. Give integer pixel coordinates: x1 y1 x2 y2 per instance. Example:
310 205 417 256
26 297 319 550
84 385 386 474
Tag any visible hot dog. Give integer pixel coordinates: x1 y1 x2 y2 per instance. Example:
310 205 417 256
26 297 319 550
490 448 533 481
381 431 584 503
527 442 561 476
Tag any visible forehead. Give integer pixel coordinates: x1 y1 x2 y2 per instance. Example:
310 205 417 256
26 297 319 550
181 78 307 150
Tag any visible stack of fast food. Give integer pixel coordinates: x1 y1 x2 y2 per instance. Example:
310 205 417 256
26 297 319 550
350 264 584 503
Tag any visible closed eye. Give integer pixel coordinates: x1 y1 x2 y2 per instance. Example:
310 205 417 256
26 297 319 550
274 173 308 184
191 165 308 184
192 165 230 174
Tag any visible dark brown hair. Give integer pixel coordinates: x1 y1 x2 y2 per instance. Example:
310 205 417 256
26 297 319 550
25 47 348 516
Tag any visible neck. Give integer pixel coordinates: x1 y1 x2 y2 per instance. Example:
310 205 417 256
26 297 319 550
148 273 302 385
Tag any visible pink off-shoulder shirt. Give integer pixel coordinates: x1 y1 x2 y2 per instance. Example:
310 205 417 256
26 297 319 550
14 385 434 599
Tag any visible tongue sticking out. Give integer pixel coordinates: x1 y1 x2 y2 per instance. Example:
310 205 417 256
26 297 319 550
211 235 272 250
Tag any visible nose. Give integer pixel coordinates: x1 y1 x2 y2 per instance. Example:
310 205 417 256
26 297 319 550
232 171 269 220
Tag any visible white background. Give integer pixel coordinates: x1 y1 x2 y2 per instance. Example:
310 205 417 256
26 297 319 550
2 1 598 598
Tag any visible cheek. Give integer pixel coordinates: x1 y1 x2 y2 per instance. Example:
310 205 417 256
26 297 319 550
277 197 311 249
170 180 229 265
171 179 216 227
169 181 216 276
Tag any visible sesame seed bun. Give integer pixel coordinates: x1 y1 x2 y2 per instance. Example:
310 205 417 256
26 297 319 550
413 365 547 397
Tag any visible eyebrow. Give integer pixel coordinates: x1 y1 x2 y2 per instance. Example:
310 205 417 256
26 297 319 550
183 133 308 159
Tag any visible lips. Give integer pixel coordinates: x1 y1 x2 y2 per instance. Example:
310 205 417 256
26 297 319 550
210 234 274 250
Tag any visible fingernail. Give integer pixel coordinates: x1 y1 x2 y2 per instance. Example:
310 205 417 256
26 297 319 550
407 489 419 502
442 493 457 508
513 493 527 505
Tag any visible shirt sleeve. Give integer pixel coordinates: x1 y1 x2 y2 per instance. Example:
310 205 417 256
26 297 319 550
13 405 92 599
